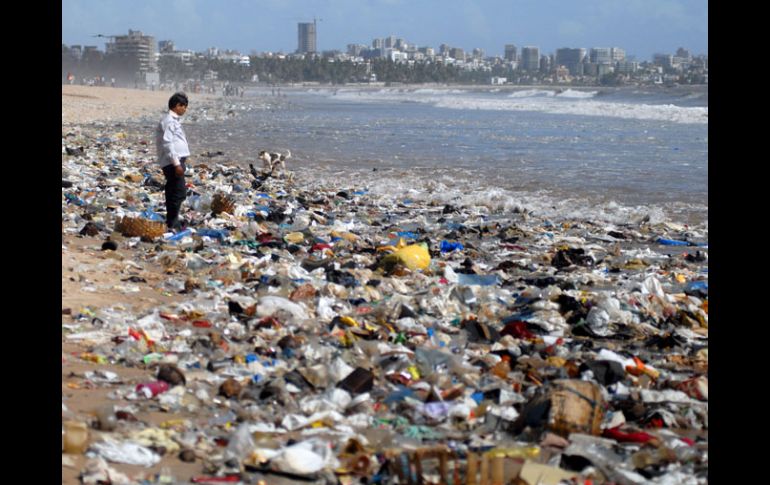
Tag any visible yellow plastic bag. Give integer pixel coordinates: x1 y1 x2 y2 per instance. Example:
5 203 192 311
379 241 430 271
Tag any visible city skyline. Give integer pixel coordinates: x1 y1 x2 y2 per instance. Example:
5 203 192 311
62 0 707 61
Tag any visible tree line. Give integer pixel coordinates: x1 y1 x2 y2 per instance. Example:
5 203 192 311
64 52 706 86
64 53 520 85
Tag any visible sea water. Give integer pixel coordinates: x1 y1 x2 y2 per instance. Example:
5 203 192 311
187 85 708 228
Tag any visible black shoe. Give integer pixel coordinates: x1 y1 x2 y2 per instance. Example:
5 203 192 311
168 220 185 232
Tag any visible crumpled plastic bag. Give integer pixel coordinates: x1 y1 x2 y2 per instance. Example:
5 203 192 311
269 438 340 475
80 457 134 484
89 438 161 467
299 387 352 414
257 296 309 321
135 311 166 343
586 307 614 336
281 410 346 431
639 275 666 299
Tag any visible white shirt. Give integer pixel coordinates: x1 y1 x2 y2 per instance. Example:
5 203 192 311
155 110 190 167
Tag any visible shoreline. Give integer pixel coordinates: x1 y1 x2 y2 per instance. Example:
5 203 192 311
62 85 220 125
62 86 708 484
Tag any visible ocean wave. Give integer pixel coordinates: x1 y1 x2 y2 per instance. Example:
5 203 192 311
556 89 598 99
508 89 557 98
330 89 707 124
430 97 707 124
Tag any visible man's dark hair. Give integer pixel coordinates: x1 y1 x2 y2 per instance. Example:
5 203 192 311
168 92 189 109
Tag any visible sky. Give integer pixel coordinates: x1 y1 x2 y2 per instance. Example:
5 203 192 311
62 0 708 61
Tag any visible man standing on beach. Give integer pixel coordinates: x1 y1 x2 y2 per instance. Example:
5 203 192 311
156 92 191 231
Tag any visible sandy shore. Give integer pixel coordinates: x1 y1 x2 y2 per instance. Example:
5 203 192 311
62 85 217 125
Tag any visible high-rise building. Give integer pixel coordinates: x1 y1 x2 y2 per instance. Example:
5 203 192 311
106 30 157 72
653 53 674 69
69 45 83 60
555 48 586 75
590 47 612 64
372 38 384 49
675 47 691 59
521 46 539 70
82 46 102 62
384 35 397 49
610 47 625 63
616 61 638 74
450 47 465 61
347 44 367 56
504 44 517 62
297 22 317 53
539 54 551 73
158 40 175 53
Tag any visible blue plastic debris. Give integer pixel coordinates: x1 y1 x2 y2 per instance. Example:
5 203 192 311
657 237 690 246
457 273 499 286
440 241 464 253
140 210 164 222
197 228 229 241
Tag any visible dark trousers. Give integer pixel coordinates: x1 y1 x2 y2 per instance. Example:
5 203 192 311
162 158 187 228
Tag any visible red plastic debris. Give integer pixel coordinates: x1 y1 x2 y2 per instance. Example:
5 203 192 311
190 475 242 483
603 426 656 444
311 243 333 252
499 320 536 340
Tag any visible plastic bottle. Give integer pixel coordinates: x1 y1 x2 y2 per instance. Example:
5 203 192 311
440 240 464 252
136 380 170 398
224 423 256 462
491 358 511 379
197 228 229 240
95 404 117 431
165 228 194 242
656 237 689 246
63 421 89 454
140 209 165 222
457 273 499 286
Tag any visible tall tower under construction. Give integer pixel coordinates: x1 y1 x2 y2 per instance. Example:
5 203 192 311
297 22 317 53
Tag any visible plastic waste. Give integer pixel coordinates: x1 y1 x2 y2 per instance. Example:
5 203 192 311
135 380 170 398
457 273 499 286
60 114 709 484
63 421 90 454
656 237 690 246
165 228 194 241
95 405 117 431
224 423 255 462
89 438 161 467
379 241 431 271
139 209 164 222
440 240 464 252
197 228 229 240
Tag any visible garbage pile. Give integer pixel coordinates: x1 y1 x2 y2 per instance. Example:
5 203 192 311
62 122 708 484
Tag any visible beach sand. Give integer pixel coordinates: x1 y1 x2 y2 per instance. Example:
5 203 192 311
62 85 217 125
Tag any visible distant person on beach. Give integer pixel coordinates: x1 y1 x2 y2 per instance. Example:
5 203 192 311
156 92 191 231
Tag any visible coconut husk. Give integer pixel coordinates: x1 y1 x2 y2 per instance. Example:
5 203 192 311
211 192 235 215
